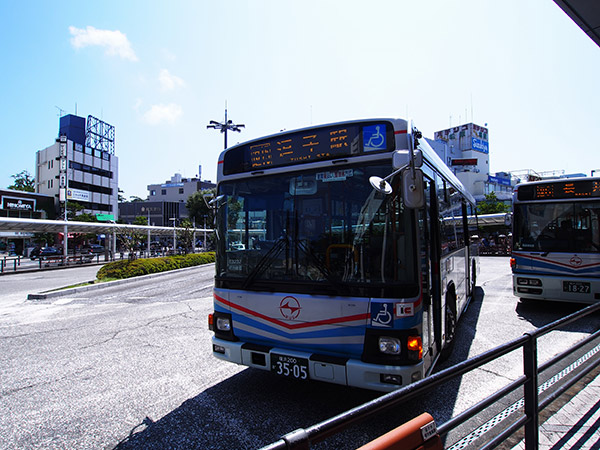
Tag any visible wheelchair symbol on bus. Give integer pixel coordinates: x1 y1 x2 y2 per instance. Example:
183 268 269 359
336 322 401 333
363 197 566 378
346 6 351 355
363 124 386 151
371 302 393 327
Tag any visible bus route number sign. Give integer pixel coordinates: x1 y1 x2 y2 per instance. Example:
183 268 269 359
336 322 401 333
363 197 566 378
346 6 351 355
271 354 309 380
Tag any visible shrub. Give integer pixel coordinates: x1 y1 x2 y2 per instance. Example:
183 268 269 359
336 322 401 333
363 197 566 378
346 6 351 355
97 252 215 280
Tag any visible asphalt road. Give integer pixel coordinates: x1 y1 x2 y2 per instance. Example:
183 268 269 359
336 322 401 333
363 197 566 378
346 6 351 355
0 258 598 450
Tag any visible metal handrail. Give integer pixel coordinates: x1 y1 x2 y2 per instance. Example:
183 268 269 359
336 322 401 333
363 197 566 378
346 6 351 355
259 302 600 450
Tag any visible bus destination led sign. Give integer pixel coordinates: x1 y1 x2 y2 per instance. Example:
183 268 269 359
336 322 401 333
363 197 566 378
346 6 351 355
222 121 394 175
248 127 354 170
518 179 600 201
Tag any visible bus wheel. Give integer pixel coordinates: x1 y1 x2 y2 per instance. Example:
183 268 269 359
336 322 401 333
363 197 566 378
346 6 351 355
440 300 457 361
471 260 477 296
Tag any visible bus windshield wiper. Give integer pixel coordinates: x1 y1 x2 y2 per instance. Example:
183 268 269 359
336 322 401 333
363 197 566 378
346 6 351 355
242 236 287 289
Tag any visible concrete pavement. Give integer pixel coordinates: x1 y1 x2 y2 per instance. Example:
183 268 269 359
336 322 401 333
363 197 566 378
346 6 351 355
2 263 599 449
509 366 600 450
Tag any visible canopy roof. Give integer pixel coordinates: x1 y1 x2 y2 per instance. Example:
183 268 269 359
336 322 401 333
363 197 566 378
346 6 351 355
0 217 208 235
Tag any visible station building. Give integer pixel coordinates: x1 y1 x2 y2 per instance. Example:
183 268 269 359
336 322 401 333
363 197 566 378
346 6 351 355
118 201 181 227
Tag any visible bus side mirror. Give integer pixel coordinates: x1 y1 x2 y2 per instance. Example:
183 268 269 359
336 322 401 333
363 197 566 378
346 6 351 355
402 168 425 209
393 149 423 170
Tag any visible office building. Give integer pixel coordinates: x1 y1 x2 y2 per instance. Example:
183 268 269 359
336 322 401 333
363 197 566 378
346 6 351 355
147 169 215 218
36 114 119 219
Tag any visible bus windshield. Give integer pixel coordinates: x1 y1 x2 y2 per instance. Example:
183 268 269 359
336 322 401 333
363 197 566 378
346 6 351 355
215 163 418 297
513 201 600 253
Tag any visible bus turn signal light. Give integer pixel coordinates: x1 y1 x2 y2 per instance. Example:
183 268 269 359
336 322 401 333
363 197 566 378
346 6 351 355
407 336 423 360
208 313 214 331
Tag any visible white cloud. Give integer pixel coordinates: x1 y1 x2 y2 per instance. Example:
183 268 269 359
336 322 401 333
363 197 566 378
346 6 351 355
133 98 143 112
69 26 138 61
158 69 185 91
142 103 183 125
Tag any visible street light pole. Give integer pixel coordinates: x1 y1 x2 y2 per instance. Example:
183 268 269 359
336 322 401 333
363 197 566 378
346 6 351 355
207 106 244 149
169 218 177 254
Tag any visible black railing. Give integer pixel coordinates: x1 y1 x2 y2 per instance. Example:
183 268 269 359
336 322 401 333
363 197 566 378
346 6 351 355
0 255 22 273
260 302 600 450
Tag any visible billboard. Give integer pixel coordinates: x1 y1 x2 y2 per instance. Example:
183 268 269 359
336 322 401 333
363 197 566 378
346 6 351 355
2 196 36 211
472 138 489 154
67 188 91 202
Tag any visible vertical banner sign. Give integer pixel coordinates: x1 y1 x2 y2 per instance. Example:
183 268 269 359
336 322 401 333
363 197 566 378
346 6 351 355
59 135 68 214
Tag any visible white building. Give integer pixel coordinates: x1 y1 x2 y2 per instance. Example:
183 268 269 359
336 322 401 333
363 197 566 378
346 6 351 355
430 123 513 202
36 114 119 219
147 169 215 218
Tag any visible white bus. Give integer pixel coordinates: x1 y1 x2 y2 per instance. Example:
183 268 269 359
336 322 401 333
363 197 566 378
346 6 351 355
512 177 600 304
209 118 479 392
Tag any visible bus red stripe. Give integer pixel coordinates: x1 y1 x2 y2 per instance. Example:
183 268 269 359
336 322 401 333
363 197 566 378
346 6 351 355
214 294 369 330
394 130 407 135
513 252 600 270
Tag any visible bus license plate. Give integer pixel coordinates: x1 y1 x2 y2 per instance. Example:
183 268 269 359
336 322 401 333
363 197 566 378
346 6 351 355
563 281 591 294
271 354 309 380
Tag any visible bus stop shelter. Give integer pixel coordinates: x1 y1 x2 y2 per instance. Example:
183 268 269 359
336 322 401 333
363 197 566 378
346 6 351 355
0 217 211 257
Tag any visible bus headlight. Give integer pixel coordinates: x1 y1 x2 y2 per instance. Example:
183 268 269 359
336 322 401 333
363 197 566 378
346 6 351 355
211 312 238 342
379 336 401 355
216 316 231 331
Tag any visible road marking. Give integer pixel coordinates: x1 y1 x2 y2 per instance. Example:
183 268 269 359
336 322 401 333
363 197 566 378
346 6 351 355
53 298 76 305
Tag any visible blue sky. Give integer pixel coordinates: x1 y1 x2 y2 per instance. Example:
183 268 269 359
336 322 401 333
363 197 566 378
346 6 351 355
1 0 599 199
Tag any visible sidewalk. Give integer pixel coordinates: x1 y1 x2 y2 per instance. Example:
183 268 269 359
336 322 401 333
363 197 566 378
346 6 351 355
509 366 600 450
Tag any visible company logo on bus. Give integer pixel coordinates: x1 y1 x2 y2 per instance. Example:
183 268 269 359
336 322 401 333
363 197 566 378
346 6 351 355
279 296 301 320
570 255 583 267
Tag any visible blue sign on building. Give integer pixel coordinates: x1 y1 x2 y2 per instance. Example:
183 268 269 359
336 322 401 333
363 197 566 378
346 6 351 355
472 137 489 154
488 175 512 186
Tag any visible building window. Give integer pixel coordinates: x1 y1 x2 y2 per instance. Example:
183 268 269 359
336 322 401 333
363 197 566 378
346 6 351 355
179 188 184 194
150 190 156 196
161 189 166 195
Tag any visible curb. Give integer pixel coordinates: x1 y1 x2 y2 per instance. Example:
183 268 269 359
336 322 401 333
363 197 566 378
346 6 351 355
27 264 213 300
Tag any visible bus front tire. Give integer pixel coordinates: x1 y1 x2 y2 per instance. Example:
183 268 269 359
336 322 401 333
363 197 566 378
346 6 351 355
440 301 457 361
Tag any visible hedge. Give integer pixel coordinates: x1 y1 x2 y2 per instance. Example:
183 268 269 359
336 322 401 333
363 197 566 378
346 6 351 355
96 252 215 280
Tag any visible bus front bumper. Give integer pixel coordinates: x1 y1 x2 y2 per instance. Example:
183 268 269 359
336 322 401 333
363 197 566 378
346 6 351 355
513 273 600 303
211 336 425 393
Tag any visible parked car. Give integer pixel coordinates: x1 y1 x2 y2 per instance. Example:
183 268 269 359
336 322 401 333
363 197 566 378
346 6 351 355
29 246 41 259
83 244 105 254
31 247 61 260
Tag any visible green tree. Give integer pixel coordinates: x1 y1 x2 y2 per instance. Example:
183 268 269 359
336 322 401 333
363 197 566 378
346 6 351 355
8 170 35 192
477 192 510 214
133 216 149 225
177 219 195 254
133 215 149 247
186 189 216 226
227 198 242 229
